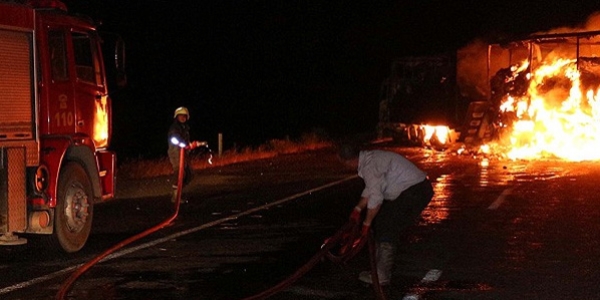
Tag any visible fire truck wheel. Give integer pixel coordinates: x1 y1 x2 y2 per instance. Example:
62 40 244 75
50 162 94 253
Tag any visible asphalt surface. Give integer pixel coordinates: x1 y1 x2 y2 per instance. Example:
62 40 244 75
2 145 600 299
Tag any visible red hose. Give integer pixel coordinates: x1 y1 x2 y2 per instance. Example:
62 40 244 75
56 146 385 299
241 222 355 300
367 233 387 300
55 147 186 300
241 221 387 300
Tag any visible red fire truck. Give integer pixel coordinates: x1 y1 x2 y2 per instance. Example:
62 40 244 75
0 0 125 252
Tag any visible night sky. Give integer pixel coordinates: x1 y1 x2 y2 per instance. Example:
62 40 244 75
62 0 600 159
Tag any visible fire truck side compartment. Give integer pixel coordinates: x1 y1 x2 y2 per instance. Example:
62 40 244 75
0 148 28 234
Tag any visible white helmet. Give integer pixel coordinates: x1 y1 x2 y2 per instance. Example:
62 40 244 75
173 106 190 119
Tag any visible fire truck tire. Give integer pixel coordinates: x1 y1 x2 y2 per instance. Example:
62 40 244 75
49 162 94 253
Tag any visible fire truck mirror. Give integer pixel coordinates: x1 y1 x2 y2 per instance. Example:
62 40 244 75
115 37 127 88
100 32 127 90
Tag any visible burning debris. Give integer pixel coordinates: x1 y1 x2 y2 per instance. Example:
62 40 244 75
453 11 600 161
487 35 600 161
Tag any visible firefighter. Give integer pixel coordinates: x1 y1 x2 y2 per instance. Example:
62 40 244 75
168 106 206 202
339 144 434 285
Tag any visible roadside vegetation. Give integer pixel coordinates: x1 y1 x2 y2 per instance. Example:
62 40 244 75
118 131 333 179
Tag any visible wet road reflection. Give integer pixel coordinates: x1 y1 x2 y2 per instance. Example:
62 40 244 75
4 148 600 299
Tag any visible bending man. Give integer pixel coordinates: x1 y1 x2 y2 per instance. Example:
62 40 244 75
340 144 434 285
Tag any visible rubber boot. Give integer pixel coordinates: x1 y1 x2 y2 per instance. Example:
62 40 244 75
358 242 395 285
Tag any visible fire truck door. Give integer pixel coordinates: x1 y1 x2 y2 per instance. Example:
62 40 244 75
71 31 109 148
47 29 76 136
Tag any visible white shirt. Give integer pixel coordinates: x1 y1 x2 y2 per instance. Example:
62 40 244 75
358 150 427 209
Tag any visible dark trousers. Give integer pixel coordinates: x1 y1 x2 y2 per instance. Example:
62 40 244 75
372 179 434 245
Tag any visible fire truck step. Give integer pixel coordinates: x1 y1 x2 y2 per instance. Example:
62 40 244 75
0 232 27 245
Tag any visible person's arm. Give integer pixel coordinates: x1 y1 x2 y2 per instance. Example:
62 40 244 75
355 197 368 211
349 197 367 223
351 197 381 225
352 197 381 239
363 203 381 226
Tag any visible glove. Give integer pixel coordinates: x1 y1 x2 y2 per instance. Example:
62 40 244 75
188 141 208 149
361 223 370 237
349 206 362 224
352 222 370 248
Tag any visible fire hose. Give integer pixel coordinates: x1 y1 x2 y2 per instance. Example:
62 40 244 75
56 146 387 300
241 219 387 300
55 146 188 300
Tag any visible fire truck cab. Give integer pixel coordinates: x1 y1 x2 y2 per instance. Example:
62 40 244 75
0 0 124 252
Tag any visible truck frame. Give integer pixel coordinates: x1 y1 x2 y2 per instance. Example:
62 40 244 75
460 29 600 145
376 54 466 148
0 0 124 252
378 30 600 149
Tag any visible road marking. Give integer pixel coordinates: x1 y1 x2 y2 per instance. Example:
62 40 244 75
0 175 358 296
488 188 513 210
402 269 443 300
0 266 79 295
421 269 442 282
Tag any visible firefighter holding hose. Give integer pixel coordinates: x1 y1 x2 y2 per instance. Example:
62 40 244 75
339 144 434 286
168 106 206 202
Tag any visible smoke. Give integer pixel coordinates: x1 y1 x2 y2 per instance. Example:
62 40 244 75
456 40 489 101
533 11 600 34
584 12 600 31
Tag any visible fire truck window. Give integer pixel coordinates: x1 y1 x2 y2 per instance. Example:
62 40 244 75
72 32 99 85
48 31 68 81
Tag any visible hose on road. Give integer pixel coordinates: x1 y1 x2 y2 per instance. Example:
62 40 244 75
241 219 387 300
56 146 385 299
55 147 187 300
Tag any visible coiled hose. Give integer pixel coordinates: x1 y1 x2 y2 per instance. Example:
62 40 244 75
241 219 387 300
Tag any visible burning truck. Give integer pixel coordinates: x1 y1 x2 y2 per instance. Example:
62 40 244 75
482 30 600 161
379 28 600 161
376 54 467 150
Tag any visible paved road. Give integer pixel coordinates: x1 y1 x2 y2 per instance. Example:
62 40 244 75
2 146 600 299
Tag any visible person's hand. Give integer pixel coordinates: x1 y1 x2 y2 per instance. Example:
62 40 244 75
349 206 361 224
361 222 370 237
352 222 370 248
188 141 208 149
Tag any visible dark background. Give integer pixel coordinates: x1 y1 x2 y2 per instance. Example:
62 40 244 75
62 0 600 160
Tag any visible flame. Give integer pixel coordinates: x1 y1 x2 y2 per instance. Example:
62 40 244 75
93 97 109 148
498 58 600 161
422 125 451 145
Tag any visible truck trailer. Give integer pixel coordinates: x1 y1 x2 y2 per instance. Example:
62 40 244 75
378 29 600 154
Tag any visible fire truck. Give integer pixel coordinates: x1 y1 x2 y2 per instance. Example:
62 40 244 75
0 0 125 252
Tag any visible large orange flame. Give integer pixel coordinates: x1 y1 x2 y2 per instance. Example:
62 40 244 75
498 58 600 161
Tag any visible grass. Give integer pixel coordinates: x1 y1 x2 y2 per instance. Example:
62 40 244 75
117 131 333 179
